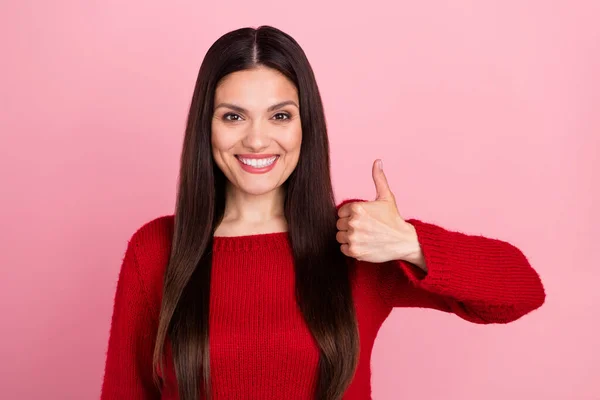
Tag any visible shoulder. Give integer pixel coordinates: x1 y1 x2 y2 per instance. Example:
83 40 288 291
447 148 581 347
129 214 174 251
127 214 174 306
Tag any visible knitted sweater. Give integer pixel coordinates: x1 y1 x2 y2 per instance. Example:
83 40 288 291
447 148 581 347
100 200 545 399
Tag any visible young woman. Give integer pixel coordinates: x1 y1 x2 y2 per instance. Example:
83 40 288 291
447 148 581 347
100 25 545 400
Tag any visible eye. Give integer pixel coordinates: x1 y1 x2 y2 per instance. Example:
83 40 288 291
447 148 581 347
223 113 242 121
273 112 291 120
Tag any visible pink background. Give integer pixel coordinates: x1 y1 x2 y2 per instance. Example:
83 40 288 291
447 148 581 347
1 1 598 399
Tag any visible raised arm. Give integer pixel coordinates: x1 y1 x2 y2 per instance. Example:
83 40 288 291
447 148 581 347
335 161 545 324
374 218 546 324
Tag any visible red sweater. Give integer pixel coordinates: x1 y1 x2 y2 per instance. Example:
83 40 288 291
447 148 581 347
100 200 545 399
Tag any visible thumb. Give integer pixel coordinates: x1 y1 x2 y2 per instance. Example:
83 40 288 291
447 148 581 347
372 159 394 201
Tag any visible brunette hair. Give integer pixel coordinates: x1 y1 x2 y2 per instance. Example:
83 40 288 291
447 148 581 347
152 25 359 400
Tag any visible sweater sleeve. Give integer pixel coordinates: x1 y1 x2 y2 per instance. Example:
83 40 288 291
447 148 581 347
375 218 546 324
100 238 161 399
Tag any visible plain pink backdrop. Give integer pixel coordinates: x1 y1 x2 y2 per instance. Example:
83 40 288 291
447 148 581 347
1 1 598 399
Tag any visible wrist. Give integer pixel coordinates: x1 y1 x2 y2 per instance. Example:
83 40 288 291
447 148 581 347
401 223 427 271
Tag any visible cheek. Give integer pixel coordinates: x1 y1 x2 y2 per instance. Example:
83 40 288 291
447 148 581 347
210 127 232 173
279 127 302 173
211 126 235 155
282 125 302 154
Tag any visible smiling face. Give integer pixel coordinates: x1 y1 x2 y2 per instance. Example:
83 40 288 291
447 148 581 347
211 66 302 196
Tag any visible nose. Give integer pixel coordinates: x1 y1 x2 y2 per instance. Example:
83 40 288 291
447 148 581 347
241 120 270 152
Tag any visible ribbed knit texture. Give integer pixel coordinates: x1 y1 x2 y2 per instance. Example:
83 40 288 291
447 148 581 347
100 199 545 399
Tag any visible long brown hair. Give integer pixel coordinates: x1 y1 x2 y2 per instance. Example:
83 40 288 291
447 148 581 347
152 25 359 400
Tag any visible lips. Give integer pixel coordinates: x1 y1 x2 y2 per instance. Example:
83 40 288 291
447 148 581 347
235 155 280 174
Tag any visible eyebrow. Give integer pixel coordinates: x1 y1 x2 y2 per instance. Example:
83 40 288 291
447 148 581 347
214 100 299 113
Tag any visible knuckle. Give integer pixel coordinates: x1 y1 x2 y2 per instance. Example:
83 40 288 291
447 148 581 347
342 244 350 256
347 242 357 256
348 218 360 229
347 232 355 242
350 203 362 214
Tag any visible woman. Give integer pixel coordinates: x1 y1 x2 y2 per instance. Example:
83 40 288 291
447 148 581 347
100 25 545 400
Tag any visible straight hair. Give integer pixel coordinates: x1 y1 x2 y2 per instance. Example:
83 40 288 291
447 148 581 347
152 25 359 400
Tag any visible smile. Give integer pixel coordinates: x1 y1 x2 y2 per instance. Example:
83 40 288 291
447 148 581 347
235 155 280 174
237 155 278 167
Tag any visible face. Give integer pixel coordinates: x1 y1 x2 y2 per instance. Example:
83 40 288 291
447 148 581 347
211 66 302 196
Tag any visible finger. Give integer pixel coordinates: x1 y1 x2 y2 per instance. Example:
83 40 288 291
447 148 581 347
336 230 349 244
340 243 351 257
338 202 366 219
337 203 352 218
336 217 350 231
372 159 394 201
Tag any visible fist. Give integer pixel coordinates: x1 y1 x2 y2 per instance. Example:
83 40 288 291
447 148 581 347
336 159 420 263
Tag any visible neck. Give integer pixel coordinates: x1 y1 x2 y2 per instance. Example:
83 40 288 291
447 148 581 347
222 183 286 225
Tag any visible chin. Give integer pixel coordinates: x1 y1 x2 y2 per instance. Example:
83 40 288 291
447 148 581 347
238 182 281 196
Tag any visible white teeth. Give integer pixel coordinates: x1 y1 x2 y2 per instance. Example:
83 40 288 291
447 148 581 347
238 156 277 168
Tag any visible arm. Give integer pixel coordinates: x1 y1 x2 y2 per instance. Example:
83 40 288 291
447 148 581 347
376 219 546 324
100 238 161 399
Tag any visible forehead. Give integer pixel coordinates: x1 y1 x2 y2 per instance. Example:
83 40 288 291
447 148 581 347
214 66 298 105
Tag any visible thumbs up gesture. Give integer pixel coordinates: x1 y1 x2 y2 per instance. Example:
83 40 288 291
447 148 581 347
336 159 423 265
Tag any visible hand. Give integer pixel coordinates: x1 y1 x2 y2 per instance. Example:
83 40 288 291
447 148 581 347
336 159 423 266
